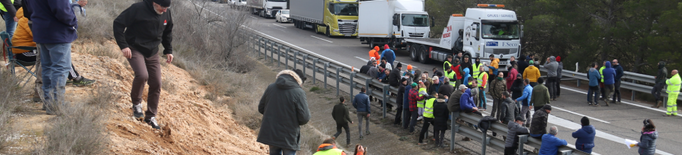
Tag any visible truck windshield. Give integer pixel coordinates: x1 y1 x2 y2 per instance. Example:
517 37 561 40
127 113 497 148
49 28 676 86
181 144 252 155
481 21 520 39
329 3 358 16
401 14 429 27
281 10 289 14
267 0 287 2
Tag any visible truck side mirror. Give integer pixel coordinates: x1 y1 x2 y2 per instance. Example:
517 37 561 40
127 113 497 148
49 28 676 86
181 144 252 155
392 14 399 26
520 25 524 38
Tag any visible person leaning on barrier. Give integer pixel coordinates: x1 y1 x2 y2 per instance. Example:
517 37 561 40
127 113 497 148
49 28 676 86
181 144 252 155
447 84 467 113
530 105 552 139
651 61 667 108
572 116 596 154
499 92 519 125
539 126 568 155
394 78 408 126
504 116 529 155
359 60 373 75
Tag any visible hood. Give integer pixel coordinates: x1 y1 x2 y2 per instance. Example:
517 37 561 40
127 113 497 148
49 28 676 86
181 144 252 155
475 57 481 66
464 68 470 75
549 56 556 62
16 8 24 19
316 143 335 151
464 89 471 95
143 0 159 15
275 70 303 89
555 56 561 62
384 44 390 50
659 61 666 69
374 46 380 52
642 131 658 139
518 55 526 61
605 61 612 68
582 125 596 134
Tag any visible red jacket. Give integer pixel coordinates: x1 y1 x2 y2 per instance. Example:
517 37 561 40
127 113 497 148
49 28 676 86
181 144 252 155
452 65 462 80
506 68 518 90
408 89 425 111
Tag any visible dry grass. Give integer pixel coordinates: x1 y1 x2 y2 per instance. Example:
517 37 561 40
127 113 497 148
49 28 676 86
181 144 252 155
0 70 21 152
85 42 121 58
76 0 138 42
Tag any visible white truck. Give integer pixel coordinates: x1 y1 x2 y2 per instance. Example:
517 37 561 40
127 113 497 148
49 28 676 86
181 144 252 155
405 4 521 72
247 0 287 18
358 0 432 49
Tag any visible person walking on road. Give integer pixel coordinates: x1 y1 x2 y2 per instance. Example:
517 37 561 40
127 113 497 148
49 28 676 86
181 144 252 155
114 0 174 127
556 56 563 98
408 83 426 133
516 79 533 127
539 126 567 155
602 61 616 106
665 70 680 116
544 56 559 100
332 97 353 146
572 116 596 154
352 87 371 140
523 61 541 87
612 59 624 103
635 119 658 155
530 105 552 138
258 69 310 155
587 62 602 106
433 93 450 148
504 116 529 155
418 92 437 145
652 61 668 108
490 72 507 119
530 78 550 112
380 44 396 66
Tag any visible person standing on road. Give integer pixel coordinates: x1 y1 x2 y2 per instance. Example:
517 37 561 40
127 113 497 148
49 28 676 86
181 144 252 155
368 46 380 65
394 78 408 126
258 69 310 155
438 76 454 99
612 59 624 103
572 117 596 154
418 91 437 145
530 105 552 139
332 96 353 146
444 55 454 74
602 61 616 106
477 65 489 110
504 116 529 155
352 87 371 140
461 55 473 77
488 54 500 84
652 61 668 108
499 92 519 125
530 78 550 112
114 0 174 127
511 74 524 104
402 81 413 129
539 126 567 155
665 69 680 116
517 55 529 75
635 119 658 155
451 58 463 86
523 61 541 87
380 44 396 66
433 92 450 148
556 56 563 98
490 72 507 119
587 62 602 106
516 79 533 127
599 61 607 99
544 56 559 101
507 63 518 90
408 83 426 133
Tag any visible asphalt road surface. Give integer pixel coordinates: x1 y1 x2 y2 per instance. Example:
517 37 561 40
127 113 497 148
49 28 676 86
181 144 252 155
206 2 681 155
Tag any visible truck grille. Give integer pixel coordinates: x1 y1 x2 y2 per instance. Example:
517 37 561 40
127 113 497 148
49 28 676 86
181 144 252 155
409 33 424 37
492 49 510 54
339 23 357 34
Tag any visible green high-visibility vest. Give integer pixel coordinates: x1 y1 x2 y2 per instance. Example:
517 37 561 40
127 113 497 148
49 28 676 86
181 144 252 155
443 61 452 73
473 63 482 78
477 72 488 88
313 148 343 155
417 88 426 108
446 70 457 86
423 98 436 118
599 66 605 83
0 0 14 12
667 74 681 94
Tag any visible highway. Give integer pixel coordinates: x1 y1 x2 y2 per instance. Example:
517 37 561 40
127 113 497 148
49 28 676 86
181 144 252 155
208 2 681 154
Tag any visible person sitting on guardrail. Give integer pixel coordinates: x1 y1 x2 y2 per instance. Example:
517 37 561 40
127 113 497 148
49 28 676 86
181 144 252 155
367 63 379 79
652 61 668 108
504 116 529 155
448 84 467 113
380 57 392 71
539 126 567 155
523 61 541 87
516 79 533 127
612 59 623 103
408 83 426 133
433 92 450 148
439 76 454 99
359 60 374 75
404 64 414 78
530 105 552 138
459 87 479 114
587 62 602 106
353 87 371 140
572 116 596 154
380 44 396 66
665 69 680 116
602 61 616 106
635 119 658 155
530 78 550 112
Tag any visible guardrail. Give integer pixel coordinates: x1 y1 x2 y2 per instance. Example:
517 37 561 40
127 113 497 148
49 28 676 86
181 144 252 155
243 31 588 155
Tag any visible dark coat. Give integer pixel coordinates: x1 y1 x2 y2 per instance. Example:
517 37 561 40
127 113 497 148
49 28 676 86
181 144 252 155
332 103 352 125
31 0 78 44
530 107 550 136
517 56 529 75
511 79 524 99
499 97 518 124
438 84 454 98
490 78 507 100
572 125 596 153
113 0 174 57
389 68 401 87
639 131 658 155
433 99 449 130
353 92 371 113
397 84 406 109
258 71 311 151
655 61 667 84
447 89 464 112
613 64 624 81
506 121 529 147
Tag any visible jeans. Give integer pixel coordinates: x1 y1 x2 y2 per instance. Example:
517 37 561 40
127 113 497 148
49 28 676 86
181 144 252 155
547 77 557 99
613 80 621 102
334 123 350 145
418 118 434 143
357 112 370 136
587 86 600 104
520 105 531 127
409 110 418 132
39 43 72 111
269 145 296 155
393 105 403 125
3 12 17 37
479 88 487 109
403 108 412 129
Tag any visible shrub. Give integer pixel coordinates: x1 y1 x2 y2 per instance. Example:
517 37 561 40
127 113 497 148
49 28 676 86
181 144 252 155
0 70 21 151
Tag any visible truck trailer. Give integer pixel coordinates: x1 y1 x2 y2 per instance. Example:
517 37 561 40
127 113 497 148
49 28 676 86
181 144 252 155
291 0 359 37
247 0 287 18
358 0 431 49
405 4 521 72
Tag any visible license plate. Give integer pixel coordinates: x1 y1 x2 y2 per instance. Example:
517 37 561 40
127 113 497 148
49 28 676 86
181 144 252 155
499 61 507 65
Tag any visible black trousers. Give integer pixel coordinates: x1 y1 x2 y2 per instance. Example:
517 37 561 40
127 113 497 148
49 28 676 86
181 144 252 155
652 83 664 102
418 118 434 143
556 78 561 96
403 108 412 129
613 80 621 102
504 146 518 155
434 128 446 146
333 123 350 144
409 110 419 132
393 105 403 125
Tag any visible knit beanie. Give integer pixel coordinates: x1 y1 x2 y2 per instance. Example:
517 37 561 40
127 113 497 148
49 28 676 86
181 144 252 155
543 105 552 111
397 62 403 68
407 65 413 70
556 56 562 62
581 116 590 126
153 0 171 7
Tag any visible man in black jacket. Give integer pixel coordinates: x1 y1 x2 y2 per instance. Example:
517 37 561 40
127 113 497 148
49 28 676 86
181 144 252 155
498 92 518 125
530 105 551 139
389 62 402 87
652 61 667 108
113 0 173 129
332 96 352 146
394 78 408 126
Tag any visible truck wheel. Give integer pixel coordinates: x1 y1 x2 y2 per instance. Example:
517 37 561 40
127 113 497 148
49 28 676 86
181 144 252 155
418 45 429 64
369 39 375 48
326 27 332 37
409 45 418 61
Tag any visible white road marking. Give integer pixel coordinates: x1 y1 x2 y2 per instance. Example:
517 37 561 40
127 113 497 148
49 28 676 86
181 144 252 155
561 87 682 118
552 106 610 124
310 35 333 43
272 24 287 29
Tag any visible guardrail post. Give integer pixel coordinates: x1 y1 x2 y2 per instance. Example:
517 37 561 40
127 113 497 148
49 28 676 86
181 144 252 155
277 44 282 67
285 48 290 69
303 54 309 74
264 40 270 61
382 84 389 118
324 62 329 89
450 112 460 152
482 130 489 155
365 79 372 96
631 90 635 101
336 67 341 96
518 135 528 155
577 79 580 87
258 38 263 58
269 43 274 64
313 58 318 84
350 72 355 102
294 51 299 70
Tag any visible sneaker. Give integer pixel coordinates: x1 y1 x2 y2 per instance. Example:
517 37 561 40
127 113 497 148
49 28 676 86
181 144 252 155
145 117 161 129
604 100 610 106
365 131 371 135
587 102 592 105
133 104 144 120
72 77 96 87
359 135 364 140
592 104 601 107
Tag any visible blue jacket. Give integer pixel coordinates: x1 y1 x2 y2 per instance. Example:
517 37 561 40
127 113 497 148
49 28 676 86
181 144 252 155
516 84 533 106
403 85 412 108
588 68 601 86
377 71 387 80
539 134 568 155
31 0 78 44
352 92 371 113
381 49 396 65
602 62 616 85
572 125 596 153
463 68 472 86
459 89 475 111
613 64 624 81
